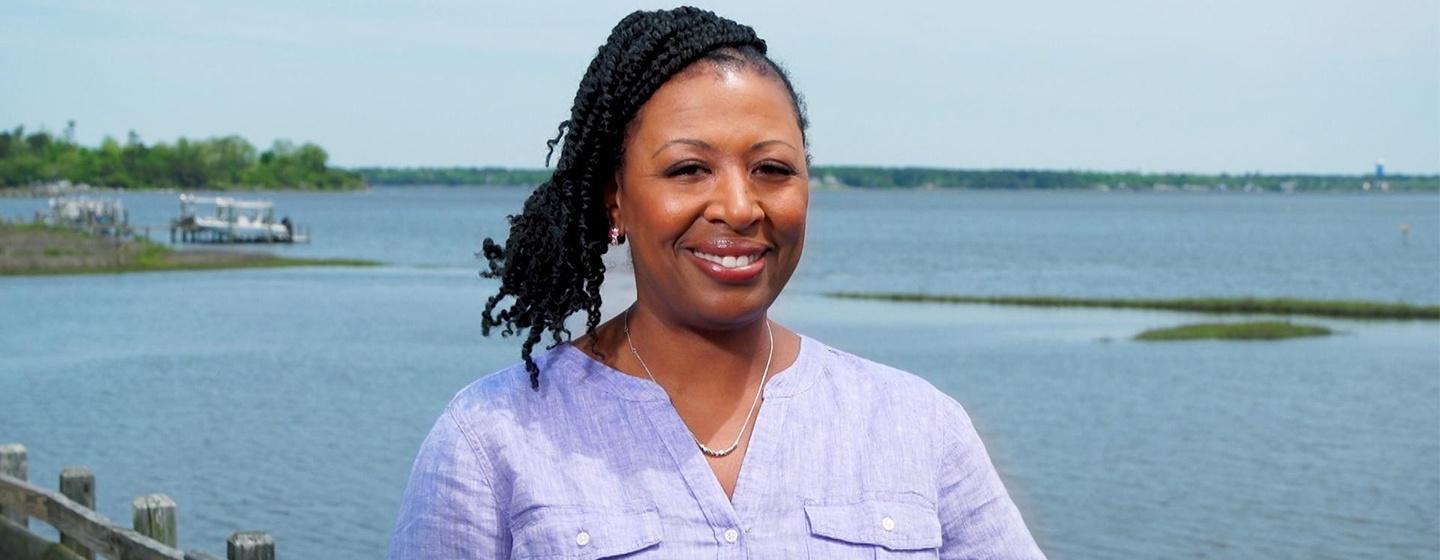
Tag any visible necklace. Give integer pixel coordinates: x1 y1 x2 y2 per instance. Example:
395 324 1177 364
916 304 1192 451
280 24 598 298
623 309 773 458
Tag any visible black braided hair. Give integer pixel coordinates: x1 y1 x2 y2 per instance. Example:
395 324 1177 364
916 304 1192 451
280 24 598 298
479 6 810 389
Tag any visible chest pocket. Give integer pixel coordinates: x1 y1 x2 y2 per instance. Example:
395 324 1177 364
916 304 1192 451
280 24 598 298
510 505 663 559
804 498 942 559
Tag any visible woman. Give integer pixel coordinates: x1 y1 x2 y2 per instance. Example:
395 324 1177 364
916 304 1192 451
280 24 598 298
389 7 1044 558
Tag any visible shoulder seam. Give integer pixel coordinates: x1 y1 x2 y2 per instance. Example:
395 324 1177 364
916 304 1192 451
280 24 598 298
444 405 500 494
940 394 986 483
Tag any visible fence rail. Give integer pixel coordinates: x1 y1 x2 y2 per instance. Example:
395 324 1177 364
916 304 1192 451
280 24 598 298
0 444 273 560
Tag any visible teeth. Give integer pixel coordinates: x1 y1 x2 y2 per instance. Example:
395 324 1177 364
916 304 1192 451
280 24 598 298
693 250 762 269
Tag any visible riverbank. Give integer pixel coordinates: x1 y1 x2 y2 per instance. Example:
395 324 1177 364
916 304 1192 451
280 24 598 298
825 292 1440 320
0 222 377 276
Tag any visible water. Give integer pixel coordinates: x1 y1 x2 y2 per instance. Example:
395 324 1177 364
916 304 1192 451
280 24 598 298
2 188 1437 558
8 188 1438 302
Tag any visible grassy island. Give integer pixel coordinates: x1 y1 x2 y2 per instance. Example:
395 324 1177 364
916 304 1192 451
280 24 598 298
1135 321 1333 341
0 222 377 276
824 292 1440 321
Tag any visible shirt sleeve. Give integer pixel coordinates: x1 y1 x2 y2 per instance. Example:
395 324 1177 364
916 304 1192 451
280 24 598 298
937 398 1046 559
387 407 508 559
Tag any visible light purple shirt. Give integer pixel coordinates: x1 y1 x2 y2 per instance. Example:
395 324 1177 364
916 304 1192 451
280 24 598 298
388 334 1045 559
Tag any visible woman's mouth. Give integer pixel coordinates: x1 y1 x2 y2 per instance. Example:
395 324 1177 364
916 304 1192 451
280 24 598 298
690 249 764 269
686 247 767 283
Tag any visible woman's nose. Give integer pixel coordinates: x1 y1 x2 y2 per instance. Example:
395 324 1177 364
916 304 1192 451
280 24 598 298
703 166 762 230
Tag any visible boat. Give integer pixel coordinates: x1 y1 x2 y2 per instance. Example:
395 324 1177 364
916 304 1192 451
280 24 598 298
170 194 307 243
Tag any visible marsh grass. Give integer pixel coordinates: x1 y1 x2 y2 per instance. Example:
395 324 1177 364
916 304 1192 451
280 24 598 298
1135 321 1333 341
824 292 1439 320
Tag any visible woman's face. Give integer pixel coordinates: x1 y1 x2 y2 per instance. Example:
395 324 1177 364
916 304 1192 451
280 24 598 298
610 64 808 330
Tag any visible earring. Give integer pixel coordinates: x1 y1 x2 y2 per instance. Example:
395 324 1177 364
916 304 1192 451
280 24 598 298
608 226 622 245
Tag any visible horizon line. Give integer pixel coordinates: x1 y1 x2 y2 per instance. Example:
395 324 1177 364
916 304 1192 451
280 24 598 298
341 164 1440 178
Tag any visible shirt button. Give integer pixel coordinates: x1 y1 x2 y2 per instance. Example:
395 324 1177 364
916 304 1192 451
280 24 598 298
881 516 896 531
723 528 739 543
576 531 591 546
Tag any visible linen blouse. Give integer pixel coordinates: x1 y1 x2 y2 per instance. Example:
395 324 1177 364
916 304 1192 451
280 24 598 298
387 334 1045 559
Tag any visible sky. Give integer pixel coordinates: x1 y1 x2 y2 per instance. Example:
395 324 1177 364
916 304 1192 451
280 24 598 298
2 0 1437 174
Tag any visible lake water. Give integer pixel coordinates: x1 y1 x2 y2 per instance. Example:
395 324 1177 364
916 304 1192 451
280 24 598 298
2 188 1437 558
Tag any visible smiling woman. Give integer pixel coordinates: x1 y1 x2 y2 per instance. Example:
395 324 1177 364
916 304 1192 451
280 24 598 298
387 6 1044 559
611 55 809 333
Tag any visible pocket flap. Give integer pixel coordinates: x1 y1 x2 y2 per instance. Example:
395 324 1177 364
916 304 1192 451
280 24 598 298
804 498 942 551
511 506 663 559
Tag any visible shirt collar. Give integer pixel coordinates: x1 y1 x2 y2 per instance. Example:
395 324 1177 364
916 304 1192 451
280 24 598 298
559 333 820 402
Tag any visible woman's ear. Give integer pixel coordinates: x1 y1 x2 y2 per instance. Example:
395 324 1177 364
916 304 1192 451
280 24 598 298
604 170 623 233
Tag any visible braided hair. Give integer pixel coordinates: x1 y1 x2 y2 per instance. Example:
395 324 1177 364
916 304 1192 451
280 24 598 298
479 6 809 389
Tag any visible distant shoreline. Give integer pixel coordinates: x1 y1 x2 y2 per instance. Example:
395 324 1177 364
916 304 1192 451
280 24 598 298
4 167 1438 194
351 166 1440 193
0 185 376 199
0 127 363 192
7 183 1440 199
825 292 1440 320
4 125 1434 193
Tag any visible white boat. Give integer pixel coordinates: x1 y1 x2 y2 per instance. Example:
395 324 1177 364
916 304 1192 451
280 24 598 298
172 194 306 243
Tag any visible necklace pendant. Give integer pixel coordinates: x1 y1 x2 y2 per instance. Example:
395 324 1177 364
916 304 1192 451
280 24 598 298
697 440 739 457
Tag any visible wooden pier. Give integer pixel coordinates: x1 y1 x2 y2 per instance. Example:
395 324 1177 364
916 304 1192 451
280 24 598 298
169 222 310 244
0 444 273 560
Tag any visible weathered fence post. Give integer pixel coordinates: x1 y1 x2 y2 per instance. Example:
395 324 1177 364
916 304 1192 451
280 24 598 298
0 444 26 528
227 531 273 560
132 493 177 547
59 467 96 559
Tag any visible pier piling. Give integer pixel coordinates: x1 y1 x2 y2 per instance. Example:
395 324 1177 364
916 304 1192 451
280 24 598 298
59 468 95 560
227 531 275 560
133 494 178 547
0 444 25 528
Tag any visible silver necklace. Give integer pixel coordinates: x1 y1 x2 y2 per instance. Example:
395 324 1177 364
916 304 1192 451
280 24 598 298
623 309 773 458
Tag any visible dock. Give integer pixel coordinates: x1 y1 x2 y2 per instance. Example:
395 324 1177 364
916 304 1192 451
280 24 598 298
0 443 274 560
48 197 130 238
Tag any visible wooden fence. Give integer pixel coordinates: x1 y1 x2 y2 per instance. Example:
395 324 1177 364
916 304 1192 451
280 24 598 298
0 444 274 560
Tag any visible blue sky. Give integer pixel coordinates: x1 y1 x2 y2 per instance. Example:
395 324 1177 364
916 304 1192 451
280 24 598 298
3 1 1437 173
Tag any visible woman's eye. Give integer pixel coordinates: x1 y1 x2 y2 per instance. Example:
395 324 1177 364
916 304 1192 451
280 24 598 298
664 163 707 178
755 162 796 177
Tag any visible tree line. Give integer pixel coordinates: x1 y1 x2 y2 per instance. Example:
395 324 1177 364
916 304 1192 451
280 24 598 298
7 122 1431 192
354 167 552 187
354 165 1438 192
0 124 363 190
